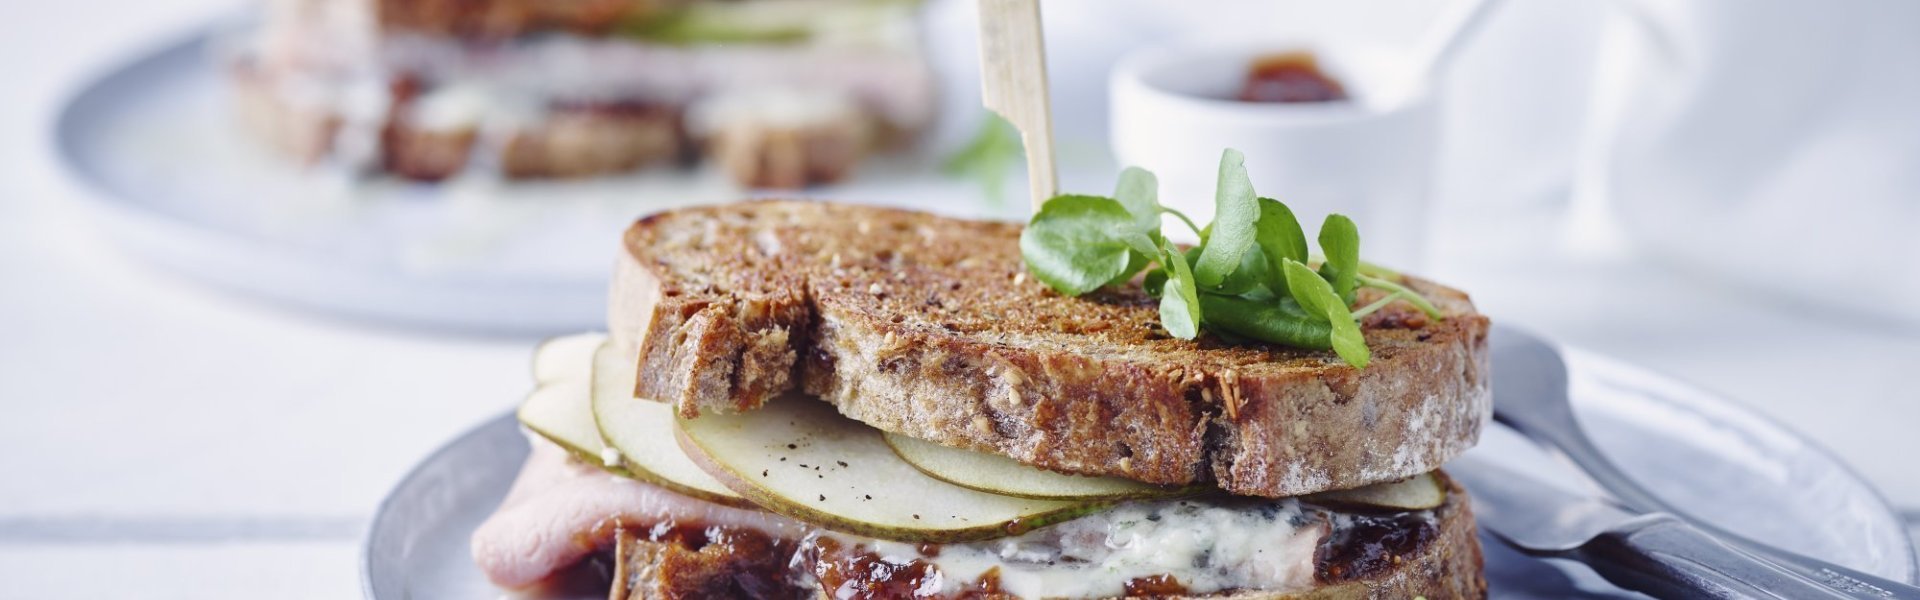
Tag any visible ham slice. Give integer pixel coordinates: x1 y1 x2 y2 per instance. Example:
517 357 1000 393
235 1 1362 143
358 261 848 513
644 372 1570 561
470 433 808 588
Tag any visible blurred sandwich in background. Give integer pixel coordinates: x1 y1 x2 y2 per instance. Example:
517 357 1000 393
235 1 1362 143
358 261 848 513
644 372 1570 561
226 0 935 188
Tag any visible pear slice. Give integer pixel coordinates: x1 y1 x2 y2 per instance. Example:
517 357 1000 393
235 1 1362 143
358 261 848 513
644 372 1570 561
530 333 605 382
675 395 1111 543
518 378 639 479
589 341 753 508
1304 471 1447 511
883 433 1181 501
519 333 625 474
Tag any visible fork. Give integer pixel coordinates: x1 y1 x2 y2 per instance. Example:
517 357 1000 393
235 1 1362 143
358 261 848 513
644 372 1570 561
1489 326 1920 599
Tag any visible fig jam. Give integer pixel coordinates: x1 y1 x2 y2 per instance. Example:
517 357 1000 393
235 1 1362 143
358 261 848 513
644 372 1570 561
1314 511 1439 583
1237 52 1349 103
808 537 947 599
1125 574 1190 595
614 520 807 599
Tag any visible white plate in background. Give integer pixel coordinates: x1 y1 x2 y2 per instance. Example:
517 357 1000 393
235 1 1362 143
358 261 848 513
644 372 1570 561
53 20 1025 335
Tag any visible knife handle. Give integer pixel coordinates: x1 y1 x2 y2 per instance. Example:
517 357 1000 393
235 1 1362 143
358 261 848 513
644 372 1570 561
1579 514 1887 599
1733 541 1920 600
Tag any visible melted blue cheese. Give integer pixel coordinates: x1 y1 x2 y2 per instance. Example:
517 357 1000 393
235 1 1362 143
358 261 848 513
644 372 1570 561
863 499 1326 598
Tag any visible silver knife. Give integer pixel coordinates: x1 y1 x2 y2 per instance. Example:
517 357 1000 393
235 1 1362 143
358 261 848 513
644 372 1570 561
1490 326 1918 599
1452 454 1899 599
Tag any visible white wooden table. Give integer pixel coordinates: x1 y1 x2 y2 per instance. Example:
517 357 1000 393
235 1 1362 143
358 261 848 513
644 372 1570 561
1 1 1914 596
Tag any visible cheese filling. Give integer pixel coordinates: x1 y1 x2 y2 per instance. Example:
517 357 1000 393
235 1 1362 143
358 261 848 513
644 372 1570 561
864 497 1323 597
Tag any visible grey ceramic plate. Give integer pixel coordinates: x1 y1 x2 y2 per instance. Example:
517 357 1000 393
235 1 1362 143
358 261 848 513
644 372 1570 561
364 327 1916 598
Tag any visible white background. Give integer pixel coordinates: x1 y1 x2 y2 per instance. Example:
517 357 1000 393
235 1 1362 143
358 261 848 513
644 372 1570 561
2 0 1916 597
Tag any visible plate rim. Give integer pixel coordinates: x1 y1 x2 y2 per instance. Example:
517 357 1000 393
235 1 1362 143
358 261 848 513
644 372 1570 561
1565 345 1919 580
361 331 1920 596
360 412 523 599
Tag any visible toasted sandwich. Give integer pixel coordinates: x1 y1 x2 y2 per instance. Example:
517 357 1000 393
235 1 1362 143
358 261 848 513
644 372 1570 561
472 197 1491 598
225 0 935 186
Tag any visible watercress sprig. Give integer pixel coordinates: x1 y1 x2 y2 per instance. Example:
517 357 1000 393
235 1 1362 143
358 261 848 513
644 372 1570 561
942 113 1023 205
1017 149 1442 368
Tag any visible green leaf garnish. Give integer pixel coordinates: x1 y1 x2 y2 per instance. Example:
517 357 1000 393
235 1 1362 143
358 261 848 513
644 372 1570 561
1019 195 1139 296
1205 244 1268 296
1193 149 1258 287
1281 259 1335 322
1163 207 1206 241
1199 294 1332 349
1105 249 1153 288
1284 260 1370 368
1018 149 1438 368
1317 214 1361 303
1358 273 1444 319
1252 197 1309 295
943 113 1023 206
1357 260 1399 279
1158 242 1202 339
1113 167 1162 234
1142 268 1168 297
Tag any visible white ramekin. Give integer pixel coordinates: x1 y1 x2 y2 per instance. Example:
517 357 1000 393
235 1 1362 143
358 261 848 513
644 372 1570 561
1110 40 1440 268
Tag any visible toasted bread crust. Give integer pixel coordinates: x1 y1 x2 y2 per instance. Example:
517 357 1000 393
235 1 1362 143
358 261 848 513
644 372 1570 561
612 201 1491 497
613 475 1485 599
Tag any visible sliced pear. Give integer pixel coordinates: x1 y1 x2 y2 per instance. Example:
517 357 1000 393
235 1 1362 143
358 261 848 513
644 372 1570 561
883 433 1181 501
517 378 638 479
530 332 605 382
1304 472 1447 511
675 395 1111 543
520 333 622 473
590 342 754 508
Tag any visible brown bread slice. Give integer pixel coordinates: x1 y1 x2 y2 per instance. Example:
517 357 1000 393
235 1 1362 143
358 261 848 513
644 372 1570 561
610 474 1487 599
610 201 1491 498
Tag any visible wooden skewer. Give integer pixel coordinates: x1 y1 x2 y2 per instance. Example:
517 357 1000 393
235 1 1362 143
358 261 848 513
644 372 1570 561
976 0 1058 213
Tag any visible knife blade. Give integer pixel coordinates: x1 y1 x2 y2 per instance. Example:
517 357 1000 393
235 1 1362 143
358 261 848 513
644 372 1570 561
976 0 1057 211
1451 455 1885 599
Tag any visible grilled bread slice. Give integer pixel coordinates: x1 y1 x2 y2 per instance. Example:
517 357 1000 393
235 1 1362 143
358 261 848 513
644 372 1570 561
609 474 1487 599
609 201 1491 498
